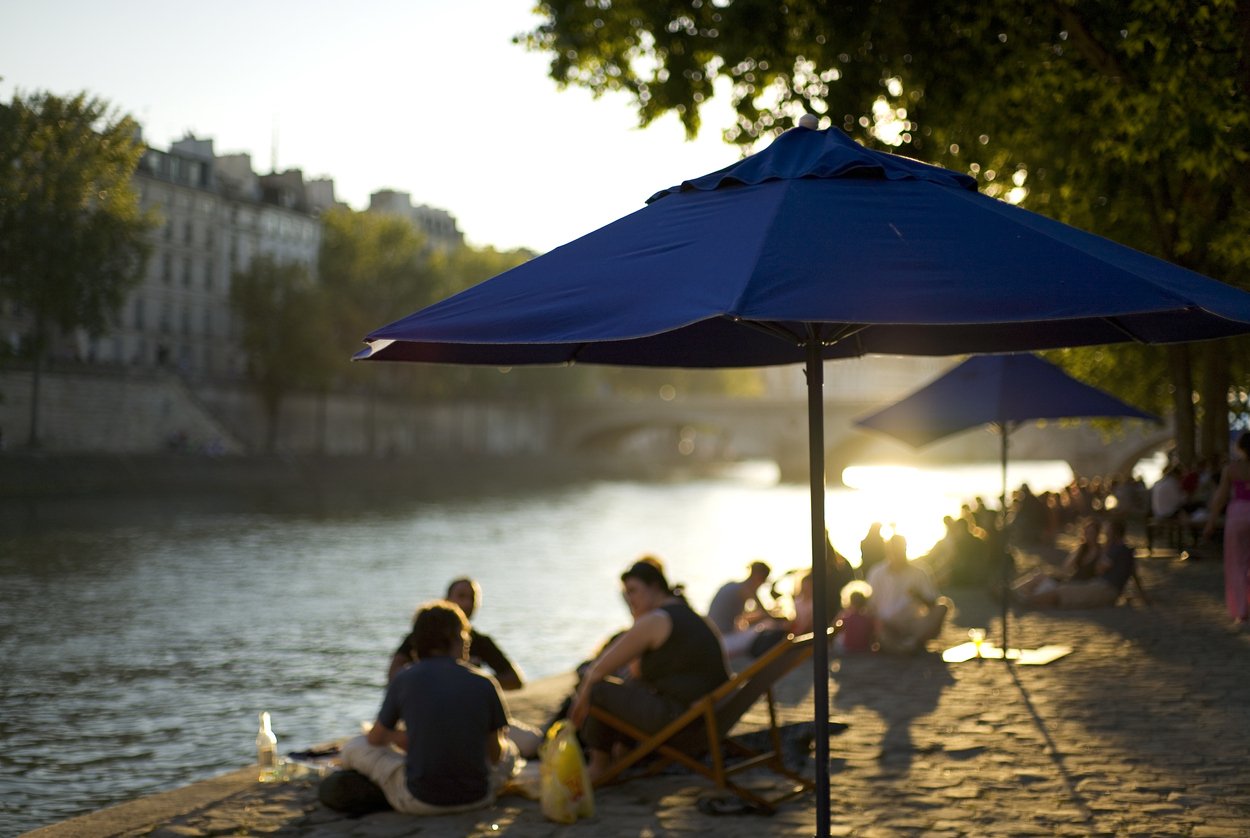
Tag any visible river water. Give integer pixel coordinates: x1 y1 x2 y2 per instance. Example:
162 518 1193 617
0 459 1083 834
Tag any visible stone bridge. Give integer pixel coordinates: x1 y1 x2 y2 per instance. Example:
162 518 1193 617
552 395 1171 482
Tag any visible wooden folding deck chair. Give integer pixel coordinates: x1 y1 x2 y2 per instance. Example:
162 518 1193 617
587 628 830 813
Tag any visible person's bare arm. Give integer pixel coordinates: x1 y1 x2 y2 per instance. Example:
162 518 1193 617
569 611 671 726
485 726 506 764
494 666 523 692
365 721 408 752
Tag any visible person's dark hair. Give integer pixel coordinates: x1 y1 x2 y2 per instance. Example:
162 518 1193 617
621 555 676 595
412 601 469 658
1238 431 1250 458
749 560 771 579
445 577 478 598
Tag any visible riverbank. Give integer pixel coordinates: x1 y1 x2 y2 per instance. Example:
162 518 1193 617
23 540 1250 837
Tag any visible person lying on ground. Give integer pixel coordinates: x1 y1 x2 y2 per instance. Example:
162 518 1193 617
340 600 519 815
570 557 729 784
389 577 524 690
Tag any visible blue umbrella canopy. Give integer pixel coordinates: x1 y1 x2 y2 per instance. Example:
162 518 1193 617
853 353 1160 448
360 124 1250 365
358 121 1250 838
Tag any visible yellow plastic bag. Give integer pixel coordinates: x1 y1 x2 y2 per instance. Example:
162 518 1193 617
539 720 595 824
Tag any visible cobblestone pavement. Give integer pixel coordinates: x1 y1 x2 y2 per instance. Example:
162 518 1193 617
31 539 1250 837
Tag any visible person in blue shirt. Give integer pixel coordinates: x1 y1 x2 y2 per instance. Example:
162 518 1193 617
341 600 519 814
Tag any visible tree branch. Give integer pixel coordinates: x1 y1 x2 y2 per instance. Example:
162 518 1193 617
1050 1 1127 82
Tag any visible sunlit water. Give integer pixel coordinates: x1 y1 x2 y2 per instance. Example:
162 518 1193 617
0 460 1080 833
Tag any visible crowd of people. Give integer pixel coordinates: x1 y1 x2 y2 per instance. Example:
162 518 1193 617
329 439 1250 817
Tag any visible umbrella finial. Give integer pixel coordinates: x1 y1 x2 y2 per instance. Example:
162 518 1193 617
797 113 820 130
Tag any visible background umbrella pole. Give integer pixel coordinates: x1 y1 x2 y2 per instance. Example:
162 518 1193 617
1000 423 1010 659
805 334 832 838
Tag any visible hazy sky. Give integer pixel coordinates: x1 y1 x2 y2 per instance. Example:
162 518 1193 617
0 0 743 252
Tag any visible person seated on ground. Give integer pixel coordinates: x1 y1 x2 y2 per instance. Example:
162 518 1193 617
833 583 876 654
970 496 998 533
1004 484 1044 544
945 516 994 588
922 516 962 582
1151 464 1204 523
389 577 524 690
339 600 519 815
1014 519 1136 609
865 534 952 654
739 571 821 659
1011 517 1102 606
570 557 729 784
859 522 887 578
824 528 860 617
707 560 774 636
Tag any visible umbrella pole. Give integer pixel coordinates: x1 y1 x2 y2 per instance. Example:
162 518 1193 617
1000 423 1010 659
805 336 832 838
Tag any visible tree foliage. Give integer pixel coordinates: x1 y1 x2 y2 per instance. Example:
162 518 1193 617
524 0 1250 459
0 90 153 345
229 255 334 451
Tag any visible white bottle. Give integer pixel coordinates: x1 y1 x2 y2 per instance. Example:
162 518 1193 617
256 711 278 780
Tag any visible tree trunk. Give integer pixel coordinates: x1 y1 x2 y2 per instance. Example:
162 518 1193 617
26 319 46 449
1167 343 1196 464
316 388 328 455
1200 341 1231 460
262 390 282 454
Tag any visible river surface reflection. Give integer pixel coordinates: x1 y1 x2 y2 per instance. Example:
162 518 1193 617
0 460 1075 833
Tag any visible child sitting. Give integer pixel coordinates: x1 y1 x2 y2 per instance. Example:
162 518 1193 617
833 584 875 654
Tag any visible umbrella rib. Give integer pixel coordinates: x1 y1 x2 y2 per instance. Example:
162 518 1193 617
1101 315 1146 344
824 323 869 346
736 318 806 346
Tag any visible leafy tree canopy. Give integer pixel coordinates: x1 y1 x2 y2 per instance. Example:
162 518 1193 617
524 1 1250 457
230 255 335 449
0 90 154 345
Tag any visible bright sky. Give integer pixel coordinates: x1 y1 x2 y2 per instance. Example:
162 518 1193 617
0 0 742 253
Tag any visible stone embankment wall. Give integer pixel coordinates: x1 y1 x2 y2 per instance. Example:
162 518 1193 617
0 367 554 458
0 367 242 454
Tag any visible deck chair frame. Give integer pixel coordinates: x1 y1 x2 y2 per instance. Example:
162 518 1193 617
588 629 830 813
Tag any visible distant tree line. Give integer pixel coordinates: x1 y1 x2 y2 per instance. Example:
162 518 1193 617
0 87 756 451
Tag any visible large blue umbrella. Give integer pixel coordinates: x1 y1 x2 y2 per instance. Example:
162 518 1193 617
854 352 1161 652
358 120 1250 836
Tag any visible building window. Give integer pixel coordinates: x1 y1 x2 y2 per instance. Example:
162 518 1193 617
183 256 193 287
134 298 146 329
160 305 171 334
184 220 193 244
205 258 214 290
203 310 213 337
182 308 191 335
162 253 172 283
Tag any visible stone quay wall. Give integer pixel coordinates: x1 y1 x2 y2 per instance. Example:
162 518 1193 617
0 367 554 459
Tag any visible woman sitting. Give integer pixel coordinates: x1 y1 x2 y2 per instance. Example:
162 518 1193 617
1012 517 1103 608
569 557 729 784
